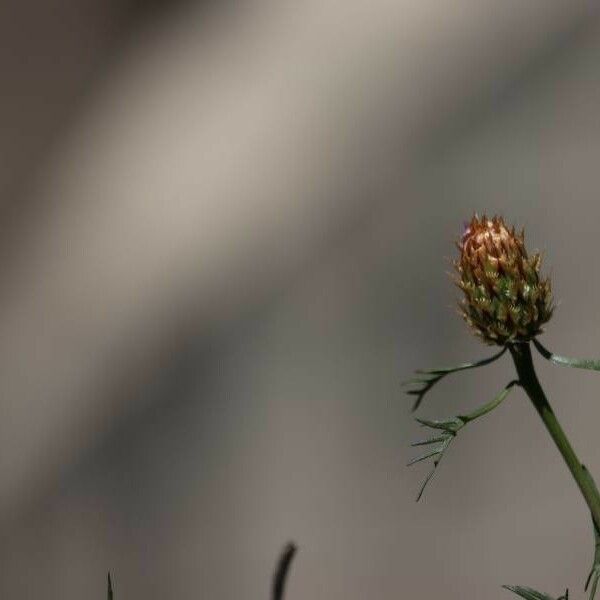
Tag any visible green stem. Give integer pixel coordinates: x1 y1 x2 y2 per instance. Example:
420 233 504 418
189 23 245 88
510 342 600 530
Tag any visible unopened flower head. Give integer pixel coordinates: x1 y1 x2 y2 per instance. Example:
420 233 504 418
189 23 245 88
454 215 553 345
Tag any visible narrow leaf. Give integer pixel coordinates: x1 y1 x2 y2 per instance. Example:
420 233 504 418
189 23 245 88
415 346 507 375
410 382 514 501
459 381 517 424
587 570 599 600
412 435 453 501
406 347 507 411
533 339 600 371
415 417 460 432
411 435 447 447
407 448 443 467
503 584 558 600
416 464 438 502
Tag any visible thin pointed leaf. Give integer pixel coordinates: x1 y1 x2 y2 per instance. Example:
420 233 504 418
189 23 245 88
108 573 113 600
415 367 454 375
405 389 426 396
459 380 517 424
416 463 438 502
415 417 461 432
403 376 442 412
533 339 600 371
503 585 558 600
410 382 515 501
587 570 599 600
407 447 443 467
415 346 507 375
412 435 453 501
411 435 448 447
405 347 507 411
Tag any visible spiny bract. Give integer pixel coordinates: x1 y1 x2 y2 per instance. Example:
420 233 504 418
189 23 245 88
455 215 553 345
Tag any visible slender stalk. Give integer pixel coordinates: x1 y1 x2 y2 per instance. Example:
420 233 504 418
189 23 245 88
272 543 297 600
510 342 600 530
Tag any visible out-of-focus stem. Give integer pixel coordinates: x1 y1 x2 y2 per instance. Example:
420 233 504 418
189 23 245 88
272 543 297 600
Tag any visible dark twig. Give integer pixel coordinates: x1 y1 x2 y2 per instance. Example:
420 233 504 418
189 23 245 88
272 543 297 600
107 572 113 600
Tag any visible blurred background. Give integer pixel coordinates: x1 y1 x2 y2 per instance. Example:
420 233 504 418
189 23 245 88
1 1 600 598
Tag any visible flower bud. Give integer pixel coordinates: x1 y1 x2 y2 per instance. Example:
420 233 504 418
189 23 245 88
455 215 553 345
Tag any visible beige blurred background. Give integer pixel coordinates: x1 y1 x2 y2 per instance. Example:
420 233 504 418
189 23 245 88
1 1 600 598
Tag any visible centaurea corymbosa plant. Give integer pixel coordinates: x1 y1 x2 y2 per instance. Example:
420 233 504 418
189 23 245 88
404 215 600 600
